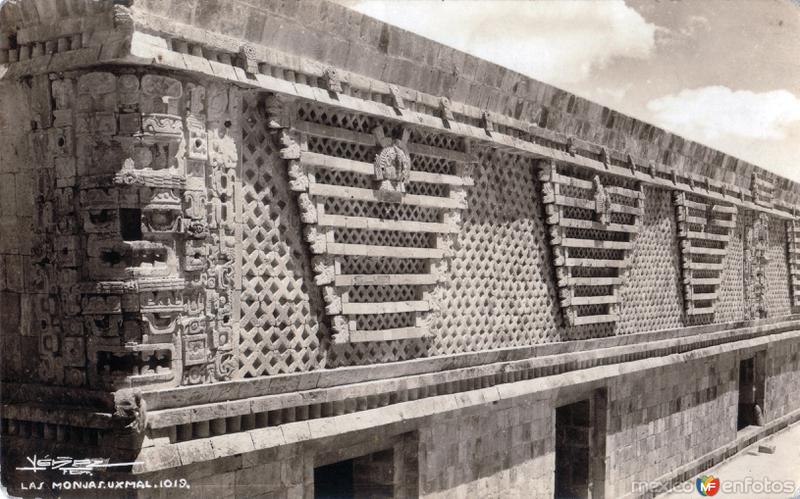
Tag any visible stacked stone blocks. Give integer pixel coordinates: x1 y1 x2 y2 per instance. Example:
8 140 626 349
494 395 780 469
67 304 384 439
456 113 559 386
3 1 800 498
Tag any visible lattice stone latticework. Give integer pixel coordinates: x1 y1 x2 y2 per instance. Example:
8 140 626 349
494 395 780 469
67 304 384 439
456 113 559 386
237 94 325 377
539 162 645 326
674 192 737 321
265 98 474 344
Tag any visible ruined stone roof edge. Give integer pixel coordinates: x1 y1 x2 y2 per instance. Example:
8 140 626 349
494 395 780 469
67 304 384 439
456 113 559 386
1 0 797 200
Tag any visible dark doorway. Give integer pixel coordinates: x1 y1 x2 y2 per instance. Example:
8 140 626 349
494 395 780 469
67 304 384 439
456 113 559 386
555 400 591 499
554 390 607 499
314 447 396 499
314 458 355 499
737 353 766 430
353 449 394 498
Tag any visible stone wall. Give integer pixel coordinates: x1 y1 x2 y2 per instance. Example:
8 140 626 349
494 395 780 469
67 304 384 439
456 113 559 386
765 335 800 420
3 1 800 498
109 332 800 499
0 76 37 382
606 354 738 498
417 393 553 498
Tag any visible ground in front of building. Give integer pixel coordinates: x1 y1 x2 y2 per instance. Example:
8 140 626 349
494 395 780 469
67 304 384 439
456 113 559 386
659 422 800 498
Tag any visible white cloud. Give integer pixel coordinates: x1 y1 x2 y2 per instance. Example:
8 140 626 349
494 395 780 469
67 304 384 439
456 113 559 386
655 14 710 46
683 15 711 37
350 0 658 84
646 86 800 141
592 83 634 103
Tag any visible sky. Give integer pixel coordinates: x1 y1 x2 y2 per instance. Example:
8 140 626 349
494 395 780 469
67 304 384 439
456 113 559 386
335 0 800 182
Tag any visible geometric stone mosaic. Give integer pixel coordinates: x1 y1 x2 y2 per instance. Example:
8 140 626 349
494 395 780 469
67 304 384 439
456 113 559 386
539 161 645 326
279 101 473 345
674 191 737 322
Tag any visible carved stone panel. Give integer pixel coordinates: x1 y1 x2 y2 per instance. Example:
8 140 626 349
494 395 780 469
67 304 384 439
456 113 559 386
674 192 737 322
744 212 770 319
272 99 474 346
25 69 242 391
539 162 644 326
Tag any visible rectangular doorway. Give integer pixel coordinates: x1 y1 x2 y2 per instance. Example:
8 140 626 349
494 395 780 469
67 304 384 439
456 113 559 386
737 353 766 431
314 451 394 499
554 389 607 499
314 458 355 499
313 432 417 499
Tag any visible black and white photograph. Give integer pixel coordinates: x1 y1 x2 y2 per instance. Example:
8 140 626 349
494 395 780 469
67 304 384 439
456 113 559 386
1 0 800 497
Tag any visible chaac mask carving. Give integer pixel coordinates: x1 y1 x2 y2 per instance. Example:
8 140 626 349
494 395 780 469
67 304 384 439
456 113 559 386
373 127 412 195
30 69 242 394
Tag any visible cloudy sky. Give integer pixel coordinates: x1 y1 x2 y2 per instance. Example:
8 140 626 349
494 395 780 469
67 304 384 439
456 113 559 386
336 0 800 182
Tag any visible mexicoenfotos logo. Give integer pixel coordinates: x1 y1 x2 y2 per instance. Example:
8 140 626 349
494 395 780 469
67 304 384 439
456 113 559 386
696 475 721 496
634 476 794 495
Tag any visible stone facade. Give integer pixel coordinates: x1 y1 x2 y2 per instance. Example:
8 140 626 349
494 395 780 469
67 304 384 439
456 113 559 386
2 1 800 498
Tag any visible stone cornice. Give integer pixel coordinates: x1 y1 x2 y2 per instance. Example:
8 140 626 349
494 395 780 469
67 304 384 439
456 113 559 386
3 315 800 428
126 328 800 473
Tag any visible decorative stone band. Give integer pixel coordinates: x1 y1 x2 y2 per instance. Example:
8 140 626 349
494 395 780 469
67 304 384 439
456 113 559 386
107 27 799 221
1 418 103 446
0 1 134 73
539 161 644 326
118 326 800 474
673 192 737 321
131 319 800 434
3 315 798 447
127 313 800 408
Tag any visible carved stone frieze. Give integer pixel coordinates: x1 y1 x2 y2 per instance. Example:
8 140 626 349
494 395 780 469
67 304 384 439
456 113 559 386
372 127 411 194
388 84 405 111
21 68 242 393
239 44 259 74
744 212 770 320
674 191 736 322
540 161 644 326
263 94 295 129
322 67 344 93
439 97 454 124
274 99 473 344
592 175 612 225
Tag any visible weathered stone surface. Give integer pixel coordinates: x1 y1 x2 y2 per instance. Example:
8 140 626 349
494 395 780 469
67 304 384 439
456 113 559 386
2 1 800 498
